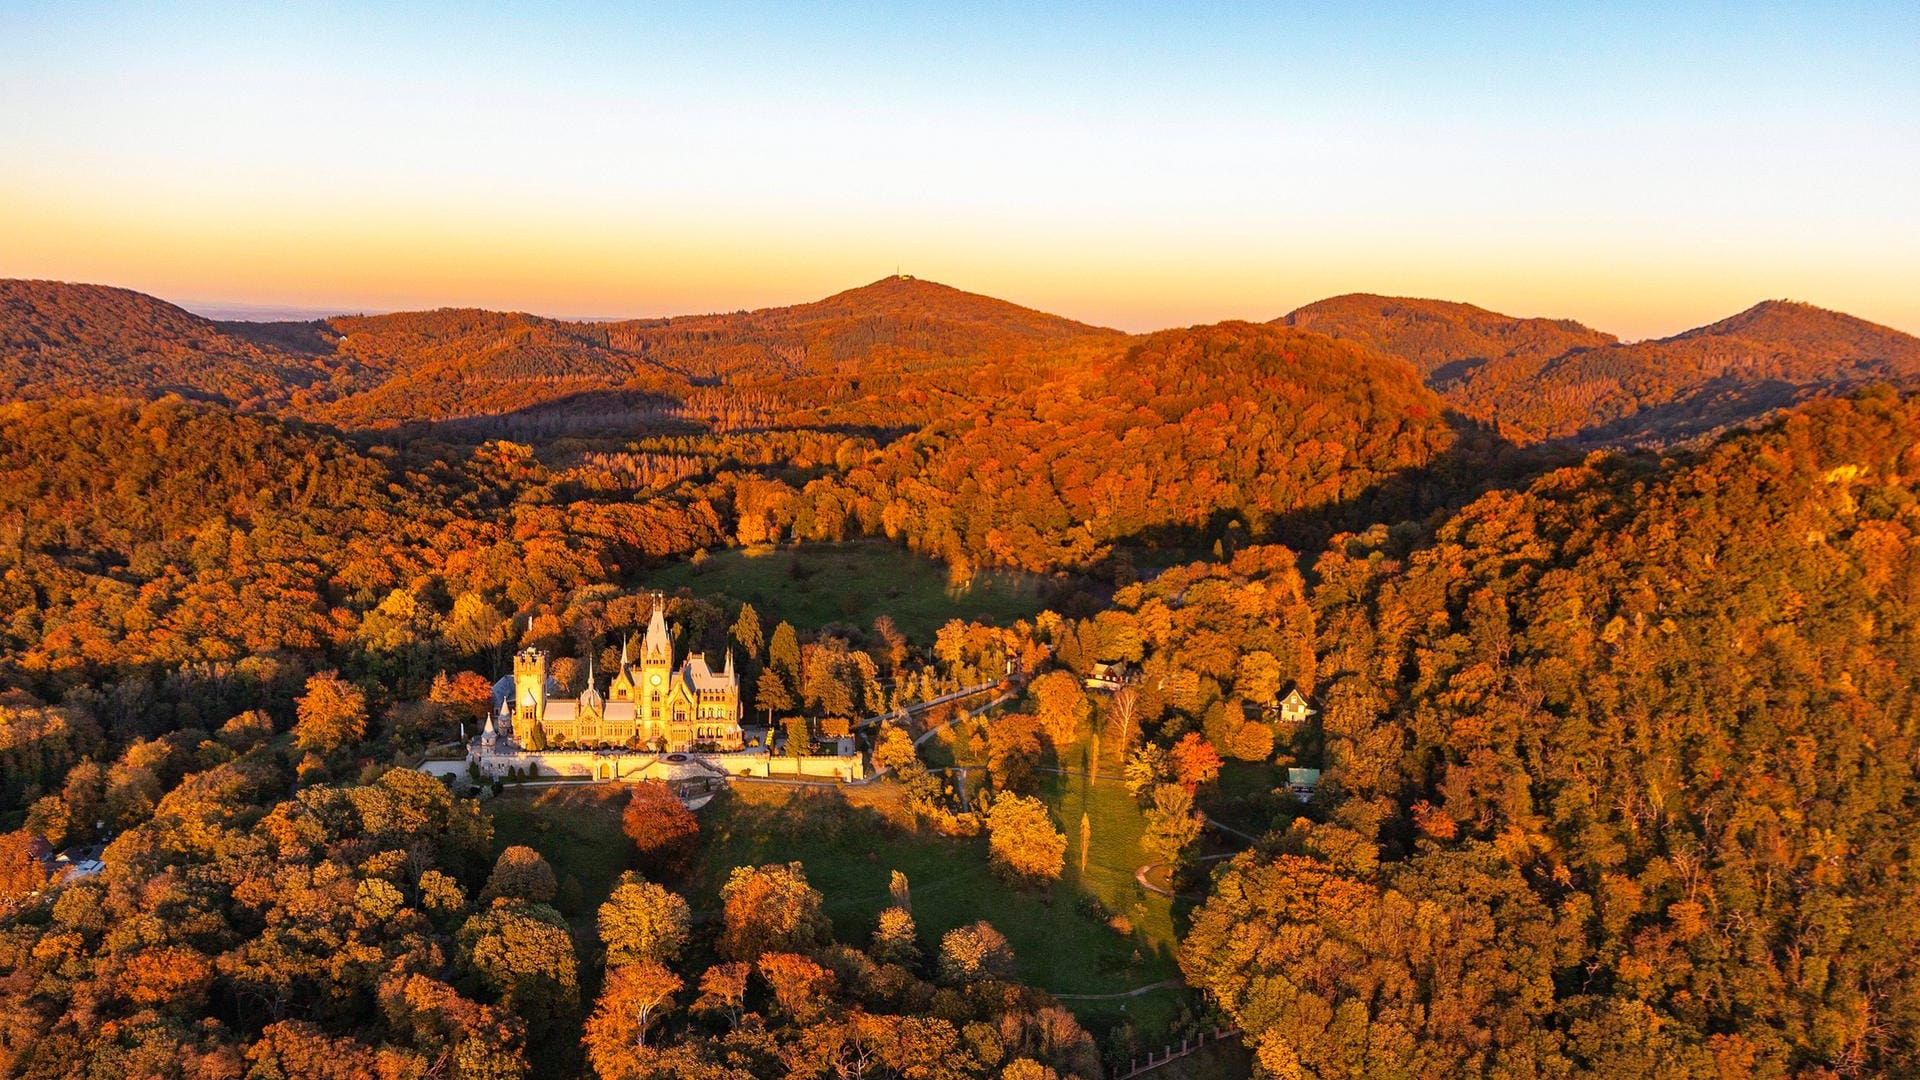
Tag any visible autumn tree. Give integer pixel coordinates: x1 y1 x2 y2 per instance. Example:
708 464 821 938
1141 784 1204 868
938 921 1016 984
598 872 692 965
870 906 922 968
719 862 830 960
293 671 368 753
1123 743 1171 799
986 713 1044 794
693 961 750 1031
0 829 49 904
987 794 1066 885
1105 684 1140 760
1168 732 1223 792
480 845 557 905
873 722 919 775
758 952 835 1023
1029 669 1091 749
582 960 682 1070
622 781 699 879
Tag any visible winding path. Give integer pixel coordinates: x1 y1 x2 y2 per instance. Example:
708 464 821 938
1052 979 1186 1001
1134 853 1235 901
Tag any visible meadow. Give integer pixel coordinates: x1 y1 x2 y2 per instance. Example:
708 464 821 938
649 539 1051 639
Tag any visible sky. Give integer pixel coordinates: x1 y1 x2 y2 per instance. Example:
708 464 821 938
1 2 1915 338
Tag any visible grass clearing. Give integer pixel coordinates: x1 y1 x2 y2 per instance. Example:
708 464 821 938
650 539 1051 640
687 780 1184 1032
484 785 630 924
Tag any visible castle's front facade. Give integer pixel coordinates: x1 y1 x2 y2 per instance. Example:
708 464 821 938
484 600 744 752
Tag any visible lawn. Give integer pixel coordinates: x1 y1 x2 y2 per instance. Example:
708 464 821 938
485 762 1205 1040
484 784 631 924
686 780 1190 1034
649 539 1050 640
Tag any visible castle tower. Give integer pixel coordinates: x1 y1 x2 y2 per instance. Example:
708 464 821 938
513 647 548 726
643 596 672 666
640 597 673 726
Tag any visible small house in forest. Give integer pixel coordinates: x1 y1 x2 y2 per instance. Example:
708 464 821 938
1085 661 1138 691
1277 688 1316 726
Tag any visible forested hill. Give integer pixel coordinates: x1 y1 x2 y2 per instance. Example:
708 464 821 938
1179 385 1920 1076
0 276 1119 431
794 320 1475 574
313 276 1120 430
0 281 337 409
1282 293 1920 446
1280 293 1618 381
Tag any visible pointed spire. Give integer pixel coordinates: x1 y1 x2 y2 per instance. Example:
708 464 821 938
644 593 671 660
619 634 630 669
724 647 735 677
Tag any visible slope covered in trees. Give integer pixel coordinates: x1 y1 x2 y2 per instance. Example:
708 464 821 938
1281 293 1617 383
1461 300 1920 445
798 321 1473 573
0 276 1119 434
0 397 735 698
0 281 335 409
1284 293 1920 446
312 276 1120 430
1178 387 1920 1076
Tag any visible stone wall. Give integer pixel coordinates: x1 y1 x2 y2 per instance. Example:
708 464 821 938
467 746 865 783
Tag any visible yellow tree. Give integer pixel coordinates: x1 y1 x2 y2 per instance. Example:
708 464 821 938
598 873 691 965
986 795 1065 885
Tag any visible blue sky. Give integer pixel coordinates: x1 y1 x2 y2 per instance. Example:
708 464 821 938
1 1 1914 335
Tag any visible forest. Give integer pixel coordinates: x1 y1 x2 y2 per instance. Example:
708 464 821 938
2 275 1919 1079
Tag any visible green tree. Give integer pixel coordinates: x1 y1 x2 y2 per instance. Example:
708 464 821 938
1141 783 1204 868
479 845 557 905
455 901 580 1028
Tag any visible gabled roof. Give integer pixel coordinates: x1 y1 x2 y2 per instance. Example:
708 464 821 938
683 653 734 692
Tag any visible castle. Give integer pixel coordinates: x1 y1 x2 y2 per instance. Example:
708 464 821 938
483 599 744 753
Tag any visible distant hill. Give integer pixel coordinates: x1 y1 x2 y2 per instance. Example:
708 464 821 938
310 275 1119 429
1281 294 1920 445
0 281 338 408
1281 293 1616 384
11 275 1916 448
0 276 1118 433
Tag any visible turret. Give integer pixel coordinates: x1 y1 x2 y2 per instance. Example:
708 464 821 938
512 647 548 725
609 635 637 701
